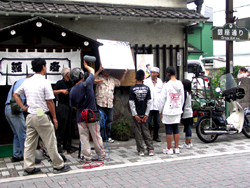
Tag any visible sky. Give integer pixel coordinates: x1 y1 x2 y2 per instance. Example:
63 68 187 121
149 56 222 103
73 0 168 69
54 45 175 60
187 0 250 67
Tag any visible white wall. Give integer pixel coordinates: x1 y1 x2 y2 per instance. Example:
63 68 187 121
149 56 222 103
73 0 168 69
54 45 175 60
51 18 183 46
51 18 185 79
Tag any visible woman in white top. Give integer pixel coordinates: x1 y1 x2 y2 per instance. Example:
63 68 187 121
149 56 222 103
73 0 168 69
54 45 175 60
159 66 184 155
180 79 193 149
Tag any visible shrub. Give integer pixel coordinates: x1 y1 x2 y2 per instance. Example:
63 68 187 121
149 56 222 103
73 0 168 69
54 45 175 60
111 118 132 141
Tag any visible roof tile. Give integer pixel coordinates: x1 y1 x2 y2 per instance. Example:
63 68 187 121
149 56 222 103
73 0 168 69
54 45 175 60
0 0 208 21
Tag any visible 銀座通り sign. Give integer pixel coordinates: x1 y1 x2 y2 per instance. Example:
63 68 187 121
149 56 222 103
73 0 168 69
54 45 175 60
212 23 249 41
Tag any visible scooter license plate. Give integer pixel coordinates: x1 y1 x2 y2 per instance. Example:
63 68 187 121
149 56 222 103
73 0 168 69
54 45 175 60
193 117 197 123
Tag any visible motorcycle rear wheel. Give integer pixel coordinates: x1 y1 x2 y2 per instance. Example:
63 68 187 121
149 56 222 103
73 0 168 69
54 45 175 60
242 113 250 138
196 117 218 143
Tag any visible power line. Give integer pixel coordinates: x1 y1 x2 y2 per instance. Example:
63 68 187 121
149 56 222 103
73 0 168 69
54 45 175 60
213 4 250 13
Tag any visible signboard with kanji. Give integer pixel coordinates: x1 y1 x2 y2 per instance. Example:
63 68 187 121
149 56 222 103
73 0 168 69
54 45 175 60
212 23 249 41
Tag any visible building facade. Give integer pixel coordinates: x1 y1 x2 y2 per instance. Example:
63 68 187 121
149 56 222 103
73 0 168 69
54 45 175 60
0 0 207 144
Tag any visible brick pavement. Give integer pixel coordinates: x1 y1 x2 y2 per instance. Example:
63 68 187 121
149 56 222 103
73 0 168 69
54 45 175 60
0 152 250 187
1 126 250 185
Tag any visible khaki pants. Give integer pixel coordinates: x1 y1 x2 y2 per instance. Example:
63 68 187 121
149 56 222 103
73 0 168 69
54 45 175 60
133 117 154 152
24 114 64 171
78 121 106 161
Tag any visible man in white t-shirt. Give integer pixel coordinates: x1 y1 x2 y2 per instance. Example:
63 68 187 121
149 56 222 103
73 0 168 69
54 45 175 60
13 58 70 176
143 67 163 142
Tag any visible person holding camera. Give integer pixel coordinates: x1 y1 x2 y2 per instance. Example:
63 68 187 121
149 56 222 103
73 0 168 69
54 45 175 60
13 58 70 175
69 61 106 162
53 68 73 154
94 65 128 143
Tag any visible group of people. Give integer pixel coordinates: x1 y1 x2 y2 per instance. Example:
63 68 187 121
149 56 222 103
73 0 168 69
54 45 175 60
5 57 193 176
5 57 128 175
11 58 71 176
130 66 193 156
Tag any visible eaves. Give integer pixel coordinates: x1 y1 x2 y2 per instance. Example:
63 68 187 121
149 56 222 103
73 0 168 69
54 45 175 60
0 0 209 25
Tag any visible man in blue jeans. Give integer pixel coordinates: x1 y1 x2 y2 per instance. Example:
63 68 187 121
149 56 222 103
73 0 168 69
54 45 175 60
5 77 27 162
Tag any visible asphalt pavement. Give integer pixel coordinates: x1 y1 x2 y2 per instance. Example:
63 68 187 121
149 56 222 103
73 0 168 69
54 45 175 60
1 125 250 187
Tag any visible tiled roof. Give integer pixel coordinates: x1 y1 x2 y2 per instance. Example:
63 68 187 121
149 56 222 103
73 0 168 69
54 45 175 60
0 0 208 22
188 43 203 53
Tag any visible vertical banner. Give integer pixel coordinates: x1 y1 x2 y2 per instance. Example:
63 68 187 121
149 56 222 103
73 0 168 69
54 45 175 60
136 54 154 78
177 52 182 66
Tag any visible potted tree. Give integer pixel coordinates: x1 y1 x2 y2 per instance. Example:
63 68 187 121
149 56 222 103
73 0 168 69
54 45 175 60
111 118 132 141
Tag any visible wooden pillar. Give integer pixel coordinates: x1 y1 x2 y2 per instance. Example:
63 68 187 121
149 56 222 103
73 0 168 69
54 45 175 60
148 44 153 54
163 44 167 80
156 45 159 68
176 45 180 79
142 44 145 54
134 44 138 71
169 45 173 67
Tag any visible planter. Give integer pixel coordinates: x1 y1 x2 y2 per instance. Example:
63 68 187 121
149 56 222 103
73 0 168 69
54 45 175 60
111 118 132 141
114 132 130 141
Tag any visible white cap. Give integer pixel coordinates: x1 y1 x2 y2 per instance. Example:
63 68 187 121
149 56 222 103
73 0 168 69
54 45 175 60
151 67 159 73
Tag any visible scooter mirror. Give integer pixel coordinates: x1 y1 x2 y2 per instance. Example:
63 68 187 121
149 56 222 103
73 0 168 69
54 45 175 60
215 87 221 93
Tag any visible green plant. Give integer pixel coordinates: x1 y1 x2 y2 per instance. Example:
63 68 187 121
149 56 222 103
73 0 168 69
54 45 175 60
111 118 132 141
211 65 241 89
209 65 241 106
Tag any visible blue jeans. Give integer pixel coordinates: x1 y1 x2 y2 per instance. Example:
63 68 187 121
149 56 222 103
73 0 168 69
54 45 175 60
148 110 160 139
97 105 113 140
165 123 179 135
5 105 26 158
182 118 192 139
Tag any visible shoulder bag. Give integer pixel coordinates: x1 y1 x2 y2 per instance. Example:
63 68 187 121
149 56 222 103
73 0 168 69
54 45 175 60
10 81 22 114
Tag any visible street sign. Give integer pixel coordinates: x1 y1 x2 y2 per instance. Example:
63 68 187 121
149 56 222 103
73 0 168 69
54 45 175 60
212 23 249 41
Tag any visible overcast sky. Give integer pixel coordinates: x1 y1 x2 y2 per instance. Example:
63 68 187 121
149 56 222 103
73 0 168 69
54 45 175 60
188 0 250 23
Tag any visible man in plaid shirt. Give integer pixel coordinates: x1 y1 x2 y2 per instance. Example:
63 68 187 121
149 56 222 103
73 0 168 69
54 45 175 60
95 66 127 142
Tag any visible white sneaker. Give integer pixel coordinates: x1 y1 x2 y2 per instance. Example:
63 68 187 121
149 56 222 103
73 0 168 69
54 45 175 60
139 151 144 156
179 143 191 149
107 138 114 143
149 150 154 156
189 143 193 148
163 148 173 155
175 148 180 154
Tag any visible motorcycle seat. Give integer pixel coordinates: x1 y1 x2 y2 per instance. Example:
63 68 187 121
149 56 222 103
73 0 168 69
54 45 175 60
215 106 225 112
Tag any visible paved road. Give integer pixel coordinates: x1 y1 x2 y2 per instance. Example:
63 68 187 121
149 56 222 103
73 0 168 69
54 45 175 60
1 126 250 187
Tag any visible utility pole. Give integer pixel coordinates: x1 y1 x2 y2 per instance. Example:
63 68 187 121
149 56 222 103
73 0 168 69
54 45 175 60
225 0 234 118
226 0 234 74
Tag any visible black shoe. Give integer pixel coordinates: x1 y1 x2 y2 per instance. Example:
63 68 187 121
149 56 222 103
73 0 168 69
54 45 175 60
153 138 161 142
53 165 71 174
57 147 62 153
80 156 92 163
11 156 23 162
23 168 41 176
35 158 42 164
60 154 67 162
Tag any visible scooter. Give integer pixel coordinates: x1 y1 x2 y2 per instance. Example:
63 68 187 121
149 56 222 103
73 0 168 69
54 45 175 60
195 73 250 143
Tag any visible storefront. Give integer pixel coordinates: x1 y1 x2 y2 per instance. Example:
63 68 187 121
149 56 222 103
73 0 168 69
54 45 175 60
0 0 208 145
